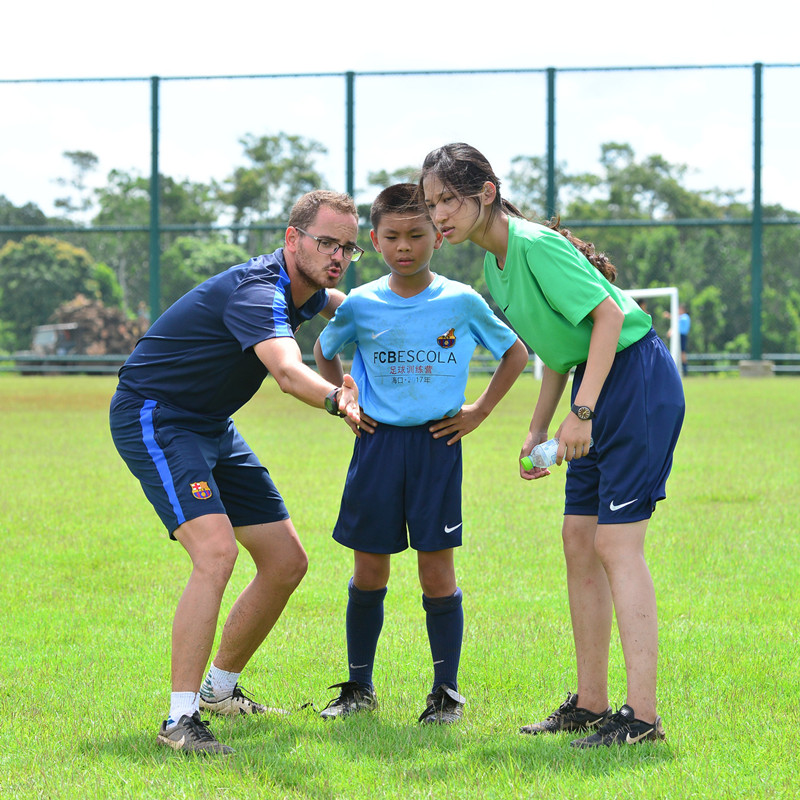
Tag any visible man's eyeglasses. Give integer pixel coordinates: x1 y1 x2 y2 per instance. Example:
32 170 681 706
294 228 365 262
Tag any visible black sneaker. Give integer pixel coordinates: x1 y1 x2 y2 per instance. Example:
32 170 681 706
570 704 666 748
418 685 465 725
199 684 289 717
319 681 378 719
156 711 233 755
520 692 611 735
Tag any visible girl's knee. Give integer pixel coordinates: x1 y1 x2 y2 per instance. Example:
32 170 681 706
594 523 647 568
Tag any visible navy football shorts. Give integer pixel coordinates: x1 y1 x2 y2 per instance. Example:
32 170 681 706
332 422 463 554
565 328 685 524
109 391 288 538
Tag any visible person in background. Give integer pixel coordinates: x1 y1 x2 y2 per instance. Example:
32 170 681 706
664 304 691 376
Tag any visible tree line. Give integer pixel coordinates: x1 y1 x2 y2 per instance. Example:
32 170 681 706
1 133 798 356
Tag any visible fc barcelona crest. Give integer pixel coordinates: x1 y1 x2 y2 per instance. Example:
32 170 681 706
190 481 212 500
437 328 456 348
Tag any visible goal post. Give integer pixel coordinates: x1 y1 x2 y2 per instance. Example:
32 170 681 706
622 286 681 372
529 286 681 379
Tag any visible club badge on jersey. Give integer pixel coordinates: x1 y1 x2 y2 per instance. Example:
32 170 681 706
190 481 213 500
437 328 456 348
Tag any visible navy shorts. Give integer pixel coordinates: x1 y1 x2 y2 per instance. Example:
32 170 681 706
109 391 289 538
333 422 463 554
565 329 685 524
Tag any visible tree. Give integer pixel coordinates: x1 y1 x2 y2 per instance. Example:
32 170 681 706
504 143 800 354
366 167 421 188
218 133 327 252
3 136 798 357
54 150 100 221
558 143 730 224
0 195 48 248
0 236 121 350
507 154 599 219
91 169 221 312
159 237 251 309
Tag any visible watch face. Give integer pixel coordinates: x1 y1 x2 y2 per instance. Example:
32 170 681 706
578 407 591 420
325 389 339 415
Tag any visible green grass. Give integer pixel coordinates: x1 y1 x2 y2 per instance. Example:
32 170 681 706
1 374 798 799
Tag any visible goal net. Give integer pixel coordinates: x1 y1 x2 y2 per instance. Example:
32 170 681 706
622 286 681 370
530 286 681 379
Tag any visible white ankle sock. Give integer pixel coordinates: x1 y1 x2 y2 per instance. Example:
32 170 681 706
167 691 199 728
200 663 240 700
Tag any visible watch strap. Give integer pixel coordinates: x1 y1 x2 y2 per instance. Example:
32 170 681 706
571 403 595 421
325 387 346 417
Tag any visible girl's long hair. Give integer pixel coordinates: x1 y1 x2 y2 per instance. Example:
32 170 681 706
545 216 617 283
420 142 617 283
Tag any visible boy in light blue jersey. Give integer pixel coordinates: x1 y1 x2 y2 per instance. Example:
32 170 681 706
314 184 529 724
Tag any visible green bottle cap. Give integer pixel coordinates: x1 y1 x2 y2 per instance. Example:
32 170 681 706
520 455 534 471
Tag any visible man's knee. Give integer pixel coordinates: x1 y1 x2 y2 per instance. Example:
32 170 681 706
283 546 309 588
194 537 239 587
176 515 239 583
263 533 308 590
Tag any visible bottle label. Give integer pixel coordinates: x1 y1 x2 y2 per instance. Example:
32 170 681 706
521 437 594 470
531 438 559 468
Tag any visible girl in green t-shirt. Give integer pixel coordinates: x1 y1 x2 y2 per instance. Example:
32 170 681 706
420 143 685 748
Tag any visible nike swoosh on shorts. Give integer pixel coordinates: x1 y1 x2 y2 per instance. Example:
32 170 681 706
609 498 638 511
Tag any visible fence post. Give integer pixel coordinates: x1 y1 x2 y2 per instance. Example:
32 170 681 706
345 70 356 294
149 75 161 323
546 67 557 219
750 62 763 362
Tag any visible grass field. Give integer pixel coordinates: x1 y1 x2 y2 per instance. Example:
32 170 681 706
1 373 798 799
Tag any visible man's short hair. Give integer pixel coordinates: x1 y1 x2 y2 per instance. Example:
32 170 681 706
370 183 430 230
288 190 358 230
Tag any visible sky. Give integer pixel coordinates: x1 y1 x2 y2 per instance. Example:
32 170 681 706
2 0 798 217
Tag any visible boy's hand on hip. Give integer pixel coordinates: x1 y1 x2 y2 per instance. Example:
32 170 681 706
346 409 377 438
429 404 486 445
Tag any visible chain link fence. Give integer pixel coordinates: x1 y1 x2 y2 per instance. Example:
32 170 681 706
1 64 799 373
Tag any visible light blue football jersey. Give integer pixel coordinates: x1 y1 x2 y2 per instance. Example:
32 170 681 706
319 274 518 426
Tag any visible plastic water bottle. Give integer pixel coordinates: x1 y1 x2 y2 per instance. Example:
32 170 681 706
520 437 593 470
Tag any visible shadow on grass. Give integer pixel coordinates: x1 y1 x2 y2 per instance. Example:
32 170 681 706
474 733 675 777
82 706 676 798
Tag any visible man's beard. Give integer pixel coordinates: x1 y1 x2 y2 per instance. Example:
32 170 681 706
294 247 343 291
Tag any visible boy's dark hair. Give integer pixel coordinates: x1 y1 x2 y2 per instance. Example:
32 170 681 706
370 183 432 230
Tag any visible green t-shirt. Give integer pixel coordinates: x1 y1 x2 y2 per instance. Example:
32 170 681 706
483 216 652 373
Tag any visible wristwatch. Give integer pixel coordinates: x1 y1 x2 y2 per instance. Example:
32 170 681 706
324 387 346 417
571 403 595 421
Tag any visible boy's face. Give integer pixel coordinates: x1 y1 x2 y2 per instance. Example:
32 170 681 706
370 212 443 279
